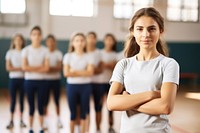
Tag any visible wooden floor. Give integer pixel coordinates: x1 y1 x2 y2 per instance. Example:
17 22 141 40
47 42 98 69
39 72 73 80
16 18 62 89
0 86 200 133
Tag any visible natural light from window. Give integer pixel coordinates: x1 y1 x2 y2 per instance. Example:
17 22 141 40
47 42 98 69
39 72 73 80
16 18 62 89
0 0 26 14
50 0 96 17
114 0 154 19
167 0 198 22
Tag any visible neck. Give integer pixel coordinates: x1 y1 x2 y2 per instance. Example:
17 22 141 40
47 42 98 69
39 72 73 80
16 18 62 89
137 48 159 61
15 47 21 51
49 48 55 52
87 45 96 52
105 48 112 52
74 49 84 55
32 43 40 48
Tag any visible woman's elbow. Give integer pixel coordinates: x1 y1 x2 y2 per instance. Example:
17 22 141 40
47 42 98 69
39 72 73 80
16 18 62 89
107 97 116 111
162 104 173 115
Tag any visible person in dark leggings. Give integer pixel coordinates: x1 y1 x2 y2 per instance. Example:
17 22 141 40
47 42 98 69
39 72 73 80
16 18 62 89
44 34 63 129
5 34 26 129
86 32 104 133
99 34 117 133
22 26 49 133
63 33 94 133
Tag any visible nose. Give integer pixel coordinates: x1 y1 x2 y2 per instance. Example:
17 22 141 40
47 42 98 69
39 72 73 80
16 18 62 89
142 29 150 37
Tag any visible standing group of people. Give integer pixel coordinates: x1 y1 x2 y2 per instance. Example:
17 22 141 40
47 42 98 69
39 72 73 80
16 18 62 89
5 26 64 133
5 26 123 133
5 7 180 133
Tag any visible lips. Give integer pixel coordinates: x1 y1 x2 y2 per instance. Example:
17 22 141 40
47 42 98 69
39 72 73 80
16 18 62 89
141 40 151 43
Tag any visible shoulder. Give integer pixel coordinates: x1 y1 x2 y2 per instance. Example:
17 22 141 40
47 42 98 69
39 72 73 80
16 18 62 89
115 57 134 69
55 49 62 54
41 45 48 51
22 45 30 53
160 55 179 67
5 50 12 58
63 52 72 59
6 50 12 54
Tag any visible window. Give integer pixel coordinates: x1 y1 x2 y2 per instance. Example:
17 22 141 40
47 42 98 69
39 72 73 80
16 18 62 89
0 0 26 14
167 0 199 22
114 0 154 19
50 0 97 17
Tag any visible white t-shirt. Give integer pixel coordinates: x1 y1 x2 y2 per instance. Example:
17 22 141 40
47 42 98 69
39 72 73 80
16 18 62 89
44 49 63 80
22 45 49 80
87 49 102 83
5 49 24 78
63 52 94 84
97 50 117 83
110 54 179 133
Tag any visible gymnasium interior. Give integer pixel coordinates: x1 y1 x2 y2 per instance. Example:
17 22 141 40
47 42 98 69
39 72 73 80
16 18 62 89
0 0 200 133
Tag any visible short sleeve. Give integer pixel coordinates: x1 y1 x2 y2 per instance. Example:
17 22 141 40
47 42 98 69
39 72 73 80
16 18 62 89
87 54 95 65
5 50 11 60
63 53 70 65
57 51 63 61
44 47 50 59
109 59 127 85
162 59 180 85
21 47 27 58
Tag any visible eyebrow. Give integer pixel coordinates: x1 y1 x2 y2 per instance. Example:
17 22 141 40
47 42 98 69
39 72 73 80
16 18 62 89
136 25 157 28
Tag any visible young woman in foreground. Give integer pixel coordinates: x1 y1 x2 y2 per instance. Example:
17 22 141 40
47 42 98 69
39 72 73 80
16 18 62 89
107 7 179 133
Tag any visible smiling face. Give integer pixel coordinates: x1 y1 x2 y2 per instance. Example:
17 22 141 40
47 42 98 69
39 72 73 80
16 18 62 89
133 16 162 51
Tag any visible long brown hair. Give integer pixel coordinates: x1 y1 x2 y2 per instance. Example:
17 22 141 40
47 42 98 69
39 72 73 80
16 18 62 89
68 33 86 53
124 7 169 58
10 34 26 49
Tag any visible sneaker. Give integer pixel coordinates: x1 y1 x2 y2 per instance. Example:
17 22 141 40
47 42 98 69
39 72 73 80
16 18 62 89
109 127 116 133
29 129 34 133
6 121 14 129
57 120 63 128
39 129 44 133
20 121 27 128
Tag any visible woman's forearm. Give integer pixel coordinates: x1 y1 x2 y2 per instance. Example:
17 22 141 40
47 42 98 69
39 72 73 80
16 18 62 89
49 66 62 73
135 98 171 115
107 91 158 111
135 84 177 115
71 70 94 77
6 66 22 72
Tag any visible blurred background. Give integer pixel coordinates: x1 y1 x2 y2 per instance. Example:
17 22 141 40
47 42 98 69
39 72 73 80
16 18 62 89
0 0 200 133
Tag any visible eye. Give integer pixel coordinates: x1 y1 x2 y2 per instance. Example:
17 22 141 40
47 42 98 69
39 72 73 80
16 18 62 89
136 28 143 31
149 27 156 31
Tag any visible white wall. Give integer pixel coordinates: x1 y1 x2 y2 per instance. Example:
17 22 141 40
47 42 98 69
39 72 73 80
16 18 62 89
0 0 200 42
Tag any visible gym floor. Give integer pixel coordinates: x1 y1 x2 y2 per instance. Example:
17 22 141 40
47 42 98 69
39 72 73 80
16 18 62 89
0 85 199 133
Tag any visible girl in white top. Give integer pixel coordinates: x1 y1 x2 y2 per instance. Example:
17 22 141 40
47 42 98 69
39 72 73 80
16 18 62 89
22 26 49 133
5 34 26 129
44 34 63 129
99 33 117 133
63 33 94 133
107 7 180 133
